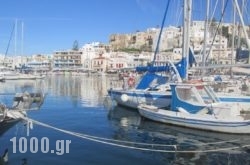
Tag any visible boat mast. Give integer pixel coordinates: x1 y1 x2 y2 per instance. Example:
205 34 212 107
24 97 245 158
233 0 250 64
151 0 170 67
182 0 192 80
21 21 24 56
4 23 15 66
230 2 236 77
202 0 210 76
15 19 17 56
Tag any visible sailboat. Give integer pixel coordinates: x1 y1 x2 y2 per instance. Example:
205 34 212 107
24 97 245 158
108 61 181 109
107 0 196 109
190 0 250 112
138 0 250 134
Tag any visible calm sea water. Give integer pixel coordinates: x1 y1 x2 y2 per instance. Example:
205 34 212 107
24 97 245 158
1 74 250 165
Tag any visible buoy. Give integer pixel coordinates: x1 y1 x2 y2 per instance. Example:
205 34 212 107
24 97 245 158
121 94 129 102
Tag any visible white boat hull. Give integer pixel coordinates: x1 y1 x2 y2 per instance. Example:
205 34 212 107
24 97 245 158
108 89 171 109
138 105 250 134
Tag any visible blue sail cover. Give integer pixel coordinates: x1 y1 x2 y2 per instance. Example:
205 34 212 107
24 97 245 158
135 61 185 75
135 49 196 89
136 48 196 79
174 49 196 79
136 66 168 72
136 72 167 89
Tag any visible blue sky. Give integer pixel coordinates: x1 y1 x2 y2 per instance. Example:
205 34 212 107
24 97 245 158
0 0 249 56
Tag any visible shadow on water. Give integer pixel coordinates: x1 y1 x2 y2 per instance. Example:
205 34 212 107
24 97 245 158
106 104 250 164
0 120 27 165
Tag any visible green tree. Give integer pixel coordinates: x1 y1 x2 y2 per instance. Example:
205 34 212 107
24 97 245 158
72 40 79 51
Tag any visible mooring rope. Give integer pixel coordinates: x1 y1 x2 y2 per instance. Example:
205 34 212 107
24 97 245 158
9 111 250 153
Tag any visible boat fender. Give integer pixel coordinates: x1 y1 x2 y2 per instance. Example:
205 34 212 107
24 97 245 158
121 94 129 102
177 107 190 114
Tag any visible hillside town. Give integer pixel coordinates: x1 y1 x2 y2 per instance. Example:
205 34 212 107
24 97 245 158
1 20 249 75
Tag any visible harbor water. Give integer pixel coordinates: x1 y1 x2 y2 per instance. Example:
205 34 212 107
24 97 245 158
1 74 250 165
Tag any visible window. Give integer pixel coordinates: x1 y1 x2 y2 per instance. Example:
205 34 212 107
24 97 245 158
176 87 201 105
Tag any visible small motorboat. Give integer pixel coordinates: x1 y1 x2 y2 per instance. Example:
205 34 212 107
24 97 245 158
138 82 250 134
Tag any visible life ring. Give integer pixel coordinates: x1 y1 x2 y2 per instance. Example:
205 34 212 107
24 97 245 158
128 77 135 87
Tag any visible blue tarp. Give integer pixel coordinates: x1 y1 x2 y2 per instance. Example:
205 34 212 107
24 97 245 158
214 75 222 82
236 48 249 62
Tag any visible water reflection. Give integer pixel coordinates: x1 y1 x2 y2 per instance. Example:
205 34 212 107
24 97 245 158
106 104 250 164
0 75 115 108
0 79 46 106
47 75 112 107
107 105 141 129
0 79 45 93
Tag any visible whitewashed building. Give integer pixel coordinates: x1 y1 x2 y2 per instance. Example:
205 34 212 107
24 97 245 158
80 42 108 70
